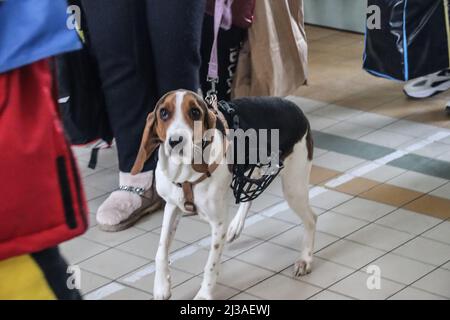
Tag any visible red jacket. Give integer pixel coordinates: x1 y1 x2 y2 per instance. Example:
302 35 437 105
0 60 88 260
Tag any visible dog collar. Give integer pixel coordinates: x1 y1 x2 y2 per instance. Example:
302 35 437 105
173 161 220 214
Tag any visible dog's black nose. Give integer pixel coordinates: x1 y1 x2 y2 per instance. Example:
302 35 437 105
169 136 183 148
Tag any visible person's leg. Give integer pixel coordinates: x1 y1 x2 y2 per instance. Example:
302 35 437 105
82 0 157 172
81 0 163 230
0 247 81 300
146 0 206 96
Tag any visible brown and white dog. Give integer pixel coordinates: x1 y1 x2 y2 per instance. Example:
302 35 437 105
131 89 316 300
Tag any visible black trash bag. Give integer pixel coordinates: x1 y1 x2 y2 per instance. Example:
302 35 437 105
55 0 112 146
364 0 450 81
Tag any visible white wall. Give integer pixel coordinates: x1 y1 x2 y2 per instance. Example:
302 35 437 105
304 0 367 33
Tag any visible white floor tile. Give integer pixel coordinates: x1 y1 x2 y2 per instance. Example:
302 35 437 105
83 185 108 201
117 232 186 260
310 190 354 210
118 264 194 294
100 285 152 300
359 130 415 148
134 209 164 231
79 248 148 279
270 227 339 253
333 198 395 222
371 253 435 285
229 292 262 300
246 274 321 300
171 249 212 276
313 151 365 172
268 207 323 225
242 217 293 240
388 287 446 300
393 237 450 266
322 122 375 139
329 271 404 300
412 268 450 298
376 209 442 235
422 221 450 245
308 115 339 131
286 96 328 113
410 141 450 158
317 211 367 237
316 239 385 269
430 182 450 200
250 193 284 212
216 259 274 291
87 194 109 214
281 257 354 288
237 242 300 272
79 269 111 295
264 177 283 197
83 169 118 193
387 171 447 193
60 237 108 265
383 120 443 138
171 277 238 300
361 165 406 183
83 226 145 247
346 224 413 251
222 235 263 258
309 290 354 300
153 218 211 243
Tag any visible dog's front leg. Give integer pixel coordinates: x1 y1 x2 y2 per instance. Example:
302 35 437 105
154 203 180 300
194 217 227 300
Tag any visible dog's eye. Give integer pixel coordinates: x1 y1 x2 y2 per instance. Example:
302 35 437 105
190 108 201 120
160 108 169 121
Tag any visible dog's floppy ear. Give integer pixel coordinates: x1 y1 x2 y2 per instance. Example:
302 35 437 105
206 107 217 130
194 93 217 130
131 112 161 175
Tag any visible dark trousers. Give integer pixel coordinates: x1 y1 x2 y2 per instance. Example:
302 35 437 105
81 0 206 172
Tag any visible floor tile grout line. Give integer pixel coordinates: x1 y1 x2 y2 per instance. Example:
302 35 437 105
385 259 450 300
81 134 449 299
305 218 450 300
82 183 444 299
161 178 445 298
84 279 154 300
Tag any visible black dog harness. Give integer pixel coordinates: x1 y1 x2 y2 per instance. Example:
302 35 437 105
217 101 284 204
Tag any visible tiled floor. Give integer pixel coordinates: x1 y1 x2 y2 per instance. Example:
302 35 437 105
64 25 450 300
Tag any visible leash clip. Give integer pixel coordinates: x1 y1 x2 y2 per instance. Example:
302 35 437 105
205 77 219 108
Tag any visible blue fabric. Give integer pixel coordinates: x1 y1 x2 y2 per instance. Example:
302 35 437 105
0 0 82 73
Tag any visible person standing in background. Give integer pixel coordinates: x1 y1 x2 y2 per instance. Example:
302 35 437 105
80 0 206 231
0 0 86 299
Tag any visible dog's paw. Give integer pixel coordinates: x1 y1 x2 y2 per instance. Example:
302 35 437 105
294 259 312 277
153 273 171 300
194 290 213 300
226 215 245 243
